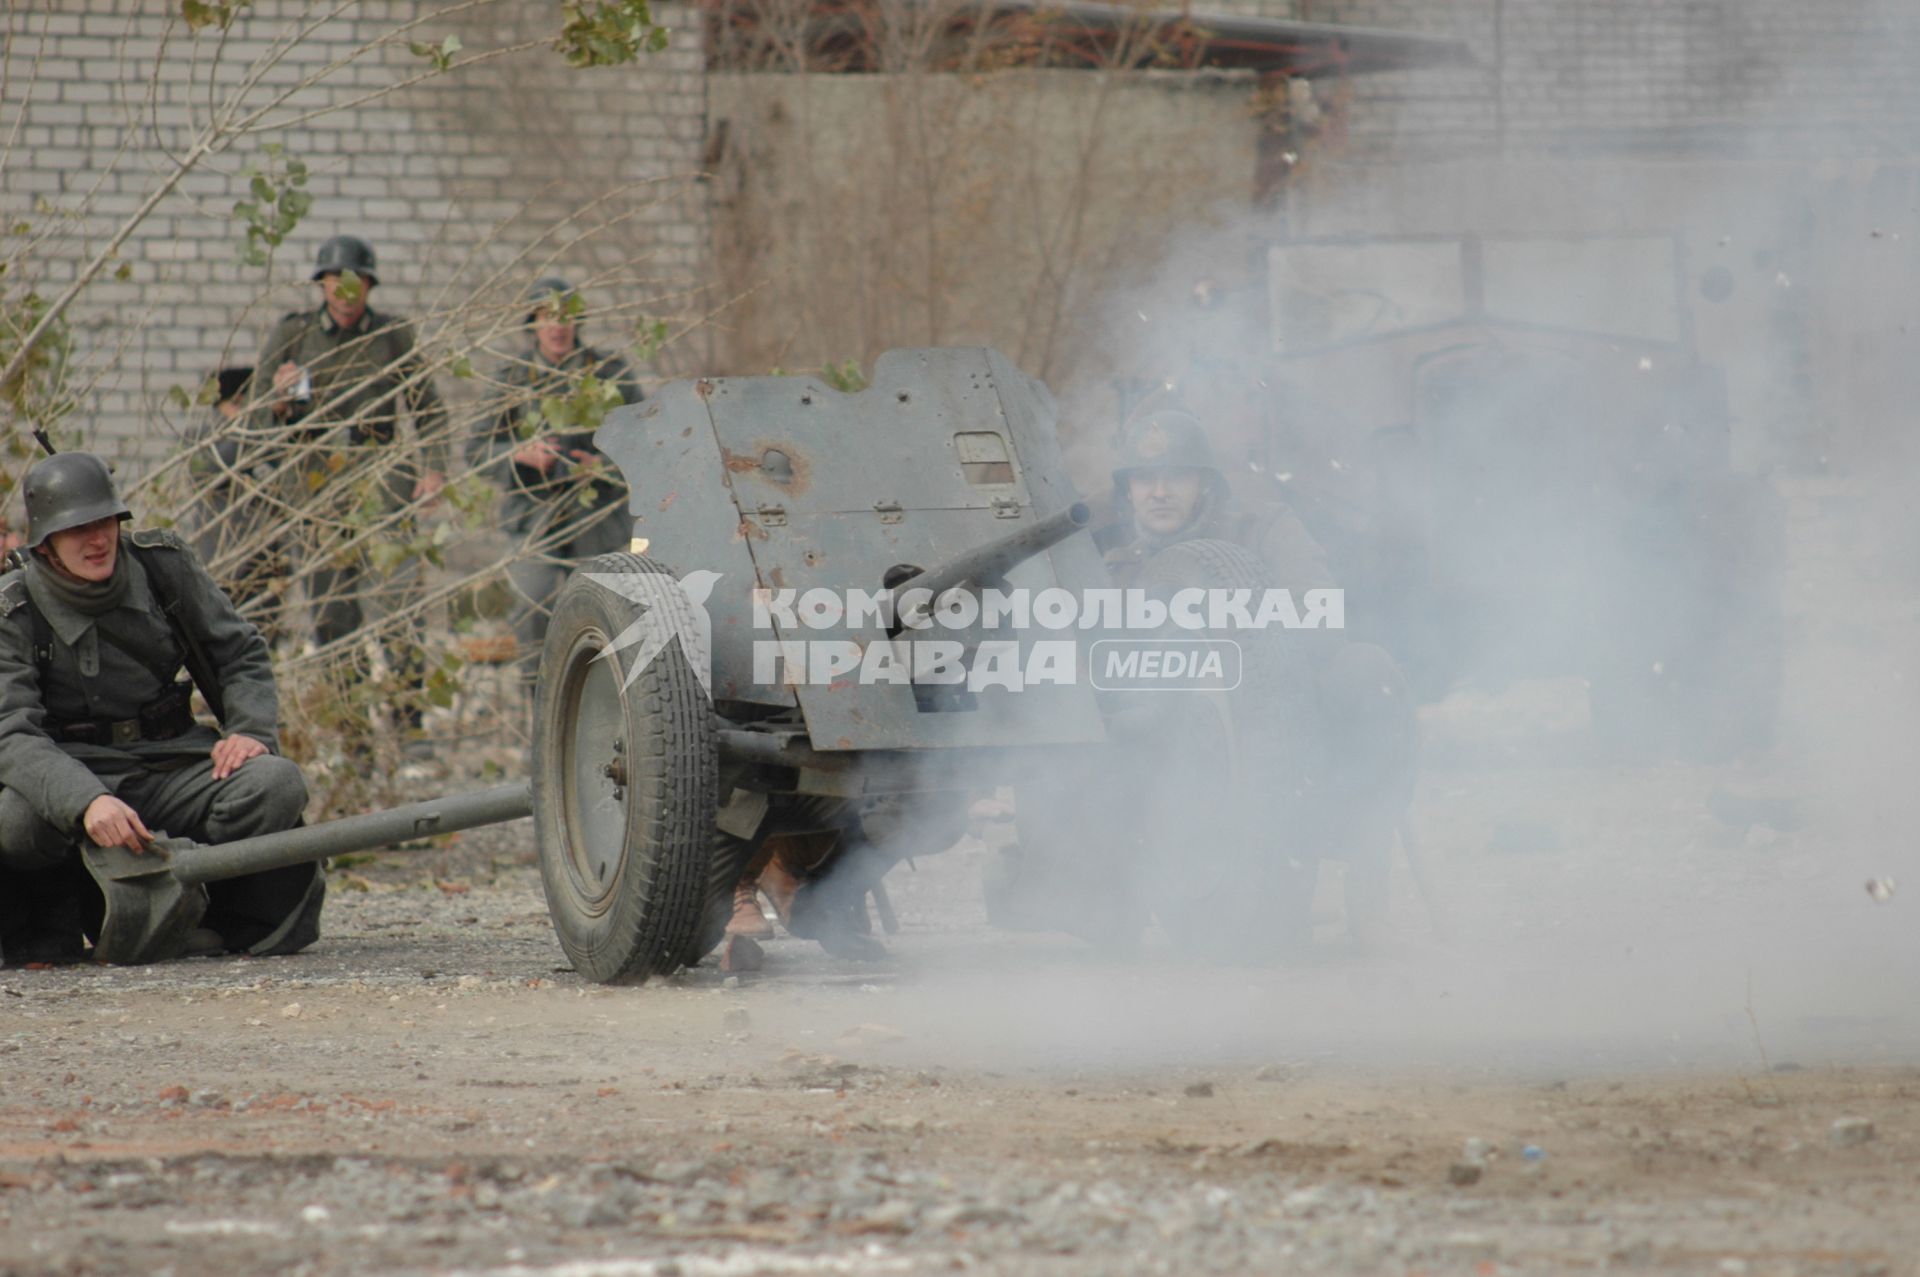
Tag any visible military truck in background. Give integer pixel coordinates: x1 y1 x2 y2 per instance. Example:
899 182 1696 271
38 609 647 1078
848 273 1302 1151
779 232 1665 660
1195 231 1784 758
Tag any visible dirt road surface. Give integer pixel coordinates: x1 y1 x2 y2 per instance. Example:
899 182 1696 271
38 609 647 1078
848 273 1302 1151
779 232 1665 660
5 640 1920 1277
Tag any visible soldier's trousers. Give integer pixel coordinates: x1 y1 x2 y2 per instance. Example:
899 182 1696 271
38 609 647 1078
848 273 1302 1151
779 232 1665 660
0 755 315 952
0 754 308 869
306 542 431 732
302 465 431 724
506 497 630 680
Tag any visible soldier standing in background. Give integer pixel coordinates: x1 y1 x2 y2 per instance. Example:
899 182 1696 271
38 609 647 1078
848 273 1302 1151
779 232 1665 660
186 366 288 634
467 276 642 684
251 234 448 739
0 453 320 966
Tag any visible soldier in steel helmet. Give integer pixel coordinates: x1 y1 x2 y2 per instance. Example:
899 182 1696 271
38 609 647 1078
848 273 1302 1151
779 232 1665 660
0 453 320 967
249 234 449 734
467 276 643 679
1001 407 1412 947
1101 407 1337 591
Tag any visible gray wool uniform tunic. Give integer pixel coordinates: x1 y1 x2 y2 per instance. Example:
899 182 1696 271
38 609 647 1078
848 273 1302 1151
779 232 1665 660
0 530 282 833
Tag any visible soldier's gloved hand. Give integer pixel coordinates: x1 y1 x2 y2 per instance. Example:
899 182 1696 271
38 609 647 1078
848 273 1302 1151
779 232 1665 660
210 734 269 781
83 795 154 854
568 449 604 479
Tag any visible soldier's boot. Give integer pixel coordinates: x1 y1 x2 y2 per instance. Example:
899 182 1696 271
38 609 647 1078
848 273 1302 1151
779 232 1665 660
724 877 774 940
183 929 229 959
783 848 890 963
0 864 92 968
248 866 326 957
203 862 325 957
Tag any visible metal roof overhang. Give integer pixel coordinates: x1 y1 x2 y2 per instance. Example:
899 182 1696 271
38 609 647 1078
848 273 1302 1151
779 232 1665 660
707 0 1477 77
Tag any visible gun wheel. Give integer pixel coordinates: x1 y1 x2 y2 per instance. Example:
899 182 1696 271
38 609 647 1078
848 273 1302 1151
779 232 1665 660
533 553 717 984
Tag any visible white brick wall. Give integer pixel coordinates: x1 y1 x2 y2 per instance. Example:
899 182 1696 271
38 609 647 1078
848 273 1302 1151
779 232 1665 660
0 0 711 473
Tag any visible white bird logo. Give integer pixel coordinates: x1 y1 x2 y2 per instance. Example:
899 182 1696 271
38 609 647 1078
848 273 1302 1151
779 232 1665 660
582 568 721 699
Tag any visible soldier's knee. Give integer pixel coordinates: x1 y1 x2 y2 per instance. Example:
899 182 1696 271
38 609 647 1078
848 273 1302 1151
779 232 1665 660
0 790 74 871
215 756 309 831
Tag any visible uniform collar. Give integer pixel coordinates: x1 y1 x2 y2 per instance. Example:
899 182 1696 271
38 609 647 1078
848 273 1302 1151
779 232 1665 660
318 304 379 337
23 540 153 646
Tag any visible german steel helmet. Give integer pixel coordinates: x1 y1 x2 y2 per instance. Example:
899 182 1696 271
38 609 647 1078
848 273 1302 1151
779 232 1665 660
23 452 131 548
1112 408 1220 480
311 234 378 285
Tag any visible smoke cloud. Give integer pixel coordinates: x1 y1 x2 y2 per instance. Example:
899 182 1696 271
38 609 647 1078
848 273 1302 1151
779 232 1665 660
775 0 1920 1079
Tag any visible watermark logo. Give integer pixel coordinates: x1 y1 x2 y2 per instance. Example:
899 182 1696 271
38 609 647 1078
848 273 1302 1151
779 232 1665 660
752 585 1340 693
584 568 720 697
581 576 1341 695
1089 640 1241 692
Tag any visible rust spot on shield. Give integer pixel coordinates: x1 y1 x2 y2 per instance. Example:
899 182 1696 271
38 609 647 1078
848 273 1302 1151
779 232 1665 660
658 491 678 512
695 379 713 399
772 443 812 494
718 441 813 496
837 736 854 748
737 518 768 541
768 567 787 589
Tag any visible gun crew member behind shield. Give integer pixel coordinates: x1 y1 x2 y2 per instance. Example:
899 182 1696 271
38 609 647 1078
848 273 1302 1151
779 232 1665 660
1093 408 1418 948
990 405 1413 944
0 453 319 967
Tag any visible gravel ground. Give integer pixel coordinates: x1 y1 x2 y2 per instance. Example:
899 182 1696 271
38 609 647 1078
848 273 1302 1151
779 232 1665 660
4 695 1918 1277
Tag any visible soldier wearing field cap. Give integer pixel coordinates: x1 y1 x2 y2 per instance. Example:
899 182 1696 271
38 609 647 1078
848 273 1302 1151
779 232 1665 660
0 452 320 967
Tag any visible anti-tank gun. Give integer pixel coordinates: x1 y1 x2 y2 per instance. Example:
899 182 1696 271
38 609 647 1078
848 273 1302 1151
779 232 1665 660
74 349 1357 975
526 348 1116 980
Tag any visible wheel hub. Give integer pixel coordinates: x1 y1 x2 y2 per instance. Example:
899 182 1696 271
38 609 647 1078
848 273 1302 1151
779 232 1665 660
564 640 630 903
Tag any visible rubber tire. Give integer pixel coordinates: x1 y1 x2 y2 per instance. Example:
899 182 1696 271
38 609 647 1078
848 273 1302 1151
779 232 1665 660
533 553 718 983
1123 538 1320 960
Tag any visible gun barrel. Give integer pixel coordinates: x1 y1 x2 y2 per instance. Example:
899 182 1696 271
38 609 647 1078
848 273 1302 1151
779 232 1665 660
171 782 532 885
890 501 1091 631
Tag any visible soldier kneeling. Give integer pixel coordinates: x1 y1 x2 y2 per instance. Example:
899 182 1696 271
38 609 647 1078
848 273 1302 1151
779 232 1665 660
0 453 320 967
